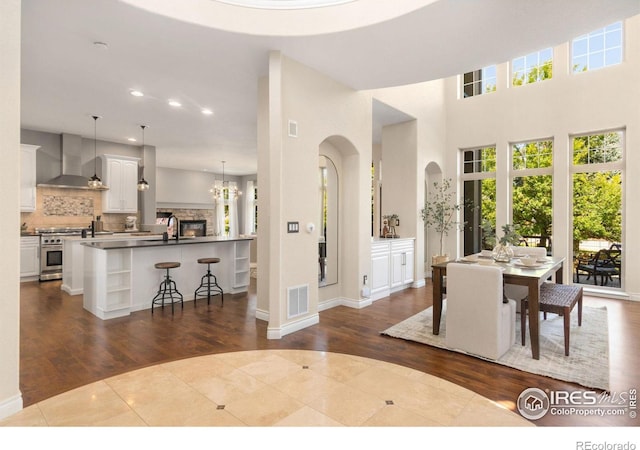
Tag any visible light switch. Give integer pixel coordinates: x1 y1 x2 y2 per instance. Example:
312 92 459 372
287 221 299 233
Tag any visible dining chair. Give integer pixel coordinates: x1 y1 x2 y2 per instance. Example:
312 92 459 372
445 263 516 360
505 246 548 311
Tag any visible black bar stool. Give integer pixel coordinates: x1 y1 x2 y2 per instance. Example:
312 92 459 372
194 257 224 306
151 262 183 314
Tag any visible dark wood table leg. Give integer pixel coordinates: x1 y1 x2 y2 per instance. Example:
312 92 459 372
527 278 540 360
433 266 443 335
556 265 563 284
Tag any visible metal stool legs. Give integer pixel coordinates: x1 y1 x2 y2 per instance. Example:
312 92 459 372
194 261 224 306
152 265 183 314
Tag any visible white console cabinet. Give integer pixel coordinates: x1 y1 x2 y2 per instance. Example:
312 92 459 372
101 154 139 213
20 144 39 212
370 238 415 301
391 239 414 288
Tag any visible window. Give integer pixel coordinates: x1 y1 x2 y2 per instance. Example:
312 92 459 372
512 139 553 170
214 180 239 236
511 139 553 252
512 48 552 86
572 21 623 73
573 132 622 165
461 146 496 255
462 65 497 98
572 130 623 289
244 180 258 235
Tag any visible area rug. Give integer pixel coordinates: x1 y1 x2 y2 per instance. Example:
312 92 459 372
381 304 609 391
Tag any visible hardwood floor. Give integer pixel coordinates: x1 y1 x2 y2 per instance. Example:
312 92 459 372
19 278 640 426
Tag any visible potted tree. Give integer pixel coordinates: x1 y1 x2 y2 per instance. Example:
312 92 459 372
420 178 466 265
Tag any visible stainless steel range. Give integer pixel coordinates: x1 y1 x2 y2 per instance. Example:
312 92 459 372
37 227 83 281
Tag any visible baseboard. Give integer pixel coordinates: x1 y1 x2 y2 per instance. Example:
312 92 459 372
412 279 426 288
0 393 23 421
61 284 82 295
267 313 319 339
20 276 39 283
371 289 390 301
255 308 269 321
318 297 343 311
340 296 373 309
318 296 373 310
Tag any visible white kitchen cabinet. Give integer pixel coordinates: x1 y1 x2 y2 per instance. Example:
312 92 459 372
391 239 414 288
370 238 415 301
20 144 39 212
20 236 40 278
101 154 139 213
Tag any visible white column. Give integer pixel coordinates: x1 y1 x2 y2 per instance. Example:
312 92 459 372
0 0 23 420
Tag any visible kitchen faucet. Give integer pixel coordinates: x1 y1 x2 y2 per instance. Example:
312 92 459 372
169 215 179 241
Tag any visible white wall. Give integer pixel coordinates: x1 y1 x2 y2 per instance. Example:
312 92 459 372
381 120 418 242
258 52 372 337
367 79 447 281
442 14 640 299
156 166 241 207
0 0 23 420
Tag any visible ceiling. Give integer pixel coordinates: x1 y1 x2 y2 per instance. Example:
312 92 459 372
20 0 640 175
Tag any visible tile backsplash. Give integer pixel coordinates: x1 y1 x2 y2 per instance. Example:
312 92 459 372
20 187 135 232
43 194 94 216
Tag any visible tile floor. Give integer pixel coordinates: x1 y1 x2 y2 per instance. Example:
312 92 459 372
0 349 532 427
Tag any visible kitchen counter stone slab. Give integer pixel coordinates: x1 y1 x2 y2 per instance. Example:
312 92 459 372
81 236 252 250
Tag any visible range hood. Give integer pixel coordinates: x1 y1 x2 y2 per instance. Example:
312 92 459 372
37 133 108 190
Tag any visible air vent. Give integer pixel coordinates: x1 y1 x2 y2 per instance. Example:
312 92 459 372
287 284 309 318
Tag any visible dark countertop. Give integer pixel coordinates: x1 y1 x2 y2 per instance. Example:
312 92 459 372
81 236 253 250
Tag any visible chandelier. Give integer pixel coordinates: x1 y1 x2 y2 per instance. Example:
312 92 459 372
212 161 238 201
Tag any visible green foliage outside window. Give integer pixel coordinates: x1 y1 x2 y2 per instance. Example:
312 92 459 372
511 140 553 241
512 60 553 86
572 131 622 252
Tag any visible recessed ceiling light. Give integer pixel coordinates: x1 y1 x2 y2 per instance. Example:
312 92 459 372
130 90 144 97
201 108 213 115
93 41 109 50
127 138 137 142
168 100 182 107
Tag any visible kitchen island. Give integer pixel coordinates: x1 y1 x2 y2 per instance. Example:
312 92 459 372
81 236 253 319
63 233 160 295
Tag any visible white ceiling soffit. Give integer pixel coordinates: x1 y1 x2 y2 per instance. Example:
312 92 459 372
372 99 415 144
121 0 437 36
122 0 640 89
20 0 640 174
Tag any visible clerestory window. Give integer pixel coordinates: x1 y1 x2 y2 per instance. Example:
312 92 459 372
572 21 623 73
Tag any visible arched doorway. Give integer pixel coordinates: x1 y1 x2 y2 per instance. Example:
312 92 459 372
318 135 359 305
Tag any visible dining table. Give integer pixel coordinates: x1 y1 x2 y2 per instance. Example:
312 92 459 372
431 254 565 360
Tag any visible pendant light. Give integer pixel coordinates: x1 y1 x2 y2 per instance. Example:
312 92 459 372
137 125 150 191
88 115 104 189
